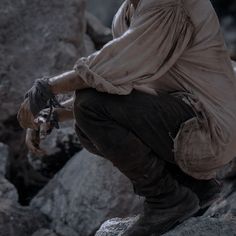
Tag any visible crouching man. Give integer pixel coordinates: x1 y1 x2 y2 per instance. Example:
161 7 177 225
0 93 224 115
17 0 236 235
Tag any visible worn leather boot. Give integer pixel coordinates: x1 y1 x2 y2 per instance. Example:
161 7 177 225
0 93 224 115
123 156 200 236
166 164 222 209
123 185 199 236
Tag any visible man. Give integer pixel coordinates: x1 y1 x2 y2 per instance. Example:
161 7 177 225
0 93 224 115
18 0 236 235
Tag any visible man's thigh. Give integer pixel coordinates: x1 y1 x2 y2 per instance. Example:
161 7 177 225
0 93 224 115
75 89 195 163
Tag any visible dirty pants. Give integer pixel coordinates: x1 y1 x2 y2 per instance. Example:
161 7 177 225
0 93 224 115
73 88 195 198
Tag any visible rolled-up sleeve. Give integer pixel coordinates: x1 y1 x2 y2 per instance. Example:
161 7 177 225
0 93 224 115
74 0 194 95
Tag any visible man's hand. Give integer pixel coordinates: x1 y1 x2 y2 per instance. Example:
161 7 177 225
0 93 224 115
17 98 38 130
25 129 46 155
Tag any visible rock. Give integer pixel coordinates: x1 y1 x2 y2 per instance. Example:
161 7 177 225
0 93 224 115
0 198 49 236
0 142 9 176
0 177 18 202
0 0 86 122
31 149 143 236
31 229 59 236
86 0 124 27
95 217 139 236
86 12 112 48
95 215 236 236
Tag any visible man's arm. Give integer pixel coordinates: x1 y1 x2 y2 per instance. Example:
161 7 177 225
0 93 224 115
48 70 89 95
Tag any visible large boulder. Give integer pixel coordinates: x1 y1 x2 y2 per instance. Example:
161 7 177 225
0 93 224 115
0 0 86 122
0 198 49 236
31 149 143 236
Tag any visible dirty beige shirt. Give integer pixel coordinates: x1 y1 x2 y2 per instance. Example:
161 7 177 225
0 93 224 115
74 0 236 179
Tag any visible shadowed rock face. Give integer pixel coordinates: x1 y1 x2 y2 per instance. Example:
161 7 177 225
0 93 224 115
30 149 143 236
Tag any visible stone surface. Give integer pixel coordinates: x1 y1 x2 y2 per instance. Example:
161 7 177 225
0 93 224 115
0 142 9 176
31 149 143 236
0 0 86 122
0 177 18 202
95 217 139 236
0 198 49 236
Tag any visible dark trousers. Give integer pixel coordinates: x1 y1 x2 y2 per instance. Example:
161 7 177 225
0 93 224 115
73 88 195 198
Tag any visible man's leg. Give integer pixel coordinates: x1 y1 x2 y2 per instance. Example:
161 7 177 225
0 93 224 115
73 88 199 235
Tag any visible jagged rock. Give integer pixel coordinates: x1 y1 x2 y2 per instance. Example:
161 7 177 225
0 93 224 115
0 198 49 236
0 142 9 176
31 229 59 236
0 177 18 202
95 217 139 236
31 149 143 236
0 0 86 122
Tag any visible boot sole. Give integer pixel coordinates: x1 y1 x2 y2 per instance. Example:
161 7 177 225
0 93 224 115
151 193 200 235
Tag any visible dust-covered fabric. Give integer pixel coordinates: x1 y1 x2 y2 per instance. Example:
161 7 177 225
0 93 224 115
74 0 236 179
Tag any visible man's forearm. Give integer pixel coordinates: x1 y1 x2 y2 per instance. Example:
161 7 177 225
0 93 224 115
48 70 89 95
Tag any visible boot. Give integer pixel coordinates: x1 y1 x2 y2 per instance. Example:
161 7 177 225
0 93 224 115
166 164 222 209
123 155 200 236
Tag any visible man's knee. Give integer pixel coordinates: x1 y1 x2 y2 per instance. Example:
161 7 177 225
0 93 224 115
73 88 105 128
74 88 99 110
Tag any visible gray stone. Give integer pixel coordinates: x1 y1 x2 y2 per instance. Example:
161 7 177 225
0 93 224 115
95 217 139 236
0 0 86 122
0 198 49 236
0 143 9 176
31 149 143 236
0 177 18 202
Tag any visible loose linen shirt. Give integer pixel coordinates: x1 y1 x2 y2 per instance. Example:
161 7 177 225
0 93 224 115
74 0 236 179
